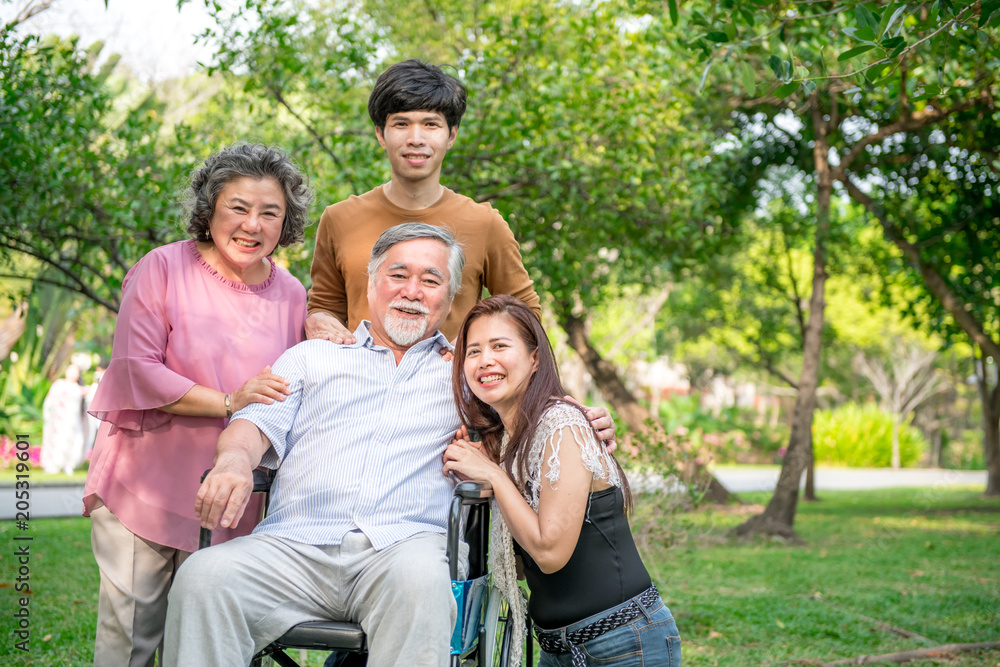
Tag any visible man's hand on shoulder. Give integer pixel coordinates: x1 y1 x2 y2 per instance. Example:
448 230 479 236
564 396 617 453
305 311 357 344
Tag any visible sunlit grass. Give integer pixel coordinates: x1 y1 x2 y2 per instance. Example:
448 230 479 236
0 488 996 666
640 488 1000 666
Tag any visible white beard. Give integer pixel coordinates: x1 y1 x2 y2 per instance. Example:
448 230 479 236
384 310 429 346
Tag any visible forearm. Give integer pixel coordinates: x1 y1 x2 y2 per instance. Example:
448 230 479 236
161 384 228 418
214 419 270 470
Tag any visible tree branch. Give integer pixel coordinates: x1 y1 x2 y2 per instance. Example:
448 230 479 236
0 242 120 313
266 83 360 194
842 176 1000 361
834 90 989 178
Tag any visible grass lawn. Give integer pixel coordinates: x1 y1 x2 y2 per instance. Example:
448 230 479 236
637 487 1000 666
0 470 88 485
1 487 997 666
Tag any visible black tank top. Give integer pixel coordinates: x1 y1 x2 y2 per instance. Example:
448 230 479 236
515 485 653 629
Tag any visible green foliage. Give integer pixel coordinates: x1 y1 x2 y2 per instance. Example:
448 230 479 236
656 394 788 464
670 0 998 105
0 284 83 442
943 430 986 470
0 28 194 312
813 402 927 468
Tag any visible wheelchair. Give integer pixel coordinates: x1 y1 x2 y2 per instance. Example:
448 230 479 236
199 469 532 666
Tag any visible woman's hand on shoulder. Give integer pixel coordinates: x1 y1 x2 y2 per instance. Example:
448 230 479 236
231 366 291 413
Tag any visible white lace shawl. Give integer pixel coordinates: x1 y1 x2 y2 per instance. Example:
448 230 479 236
489 402 620 666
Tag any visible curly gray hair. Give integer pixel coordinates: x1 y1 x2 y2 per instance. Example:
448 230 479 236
184 143 313 249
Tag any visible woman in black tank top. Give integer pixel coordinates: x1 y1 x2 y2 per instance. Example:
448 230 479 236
444 296 682 666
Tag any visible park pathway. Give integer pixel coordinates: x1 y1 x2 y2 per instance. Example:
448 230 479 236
0 467 989 519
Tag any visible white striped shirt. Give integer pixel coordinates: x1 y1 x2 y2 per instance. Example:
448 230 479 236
234 322 458 549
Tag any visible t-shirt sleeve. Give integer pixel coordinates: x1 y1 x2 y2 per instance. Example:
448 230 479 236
235 347 305 468
306 205 349 326
86 251 196 433
482 209 541 319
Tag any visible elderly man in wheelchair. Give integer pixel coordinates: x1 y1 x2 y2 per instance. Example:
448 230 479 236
163 223 613 667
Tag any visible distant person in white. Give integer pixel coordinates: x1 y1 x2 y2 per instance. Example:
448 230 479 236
163 223 614 666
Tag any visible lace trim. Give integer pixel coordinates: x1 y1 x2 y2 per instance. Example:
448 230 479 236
513 402 620 510
490 402 620 667
186 239 279 293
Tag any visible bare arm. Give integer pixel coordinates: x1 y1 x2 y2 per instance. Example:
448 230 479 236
161 366 291 417
194 419 273 530
444 424 595 573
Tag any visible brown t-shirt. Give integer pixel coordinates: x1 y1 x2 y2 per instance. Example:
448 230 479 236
308 185 541 340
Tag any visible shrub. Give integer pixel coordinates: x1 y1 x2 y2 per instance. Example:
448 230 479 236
656 394 788 464
942 430 985 470
813 403 927 468
0 436 41 469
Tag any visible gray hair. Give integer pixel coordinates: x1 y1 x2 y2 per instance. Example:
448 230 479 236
368 223 465 299
184 143 314 249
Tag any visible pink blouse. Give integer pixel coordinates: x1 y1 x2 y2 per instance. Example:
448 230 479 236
83 240 306 551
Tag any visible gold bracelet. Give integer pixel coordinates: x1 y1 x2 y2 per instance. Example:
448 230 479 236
225 393 232 419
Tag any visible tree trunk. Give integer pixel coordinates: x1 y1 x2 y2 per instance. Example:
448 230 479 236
803 448 818 501
975 349 1000 497
891 417 901 469
557 308 731 503
733 94 831 538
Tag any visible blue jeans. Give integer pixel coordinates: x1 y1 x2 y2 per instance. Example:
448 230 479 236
536 596 681 667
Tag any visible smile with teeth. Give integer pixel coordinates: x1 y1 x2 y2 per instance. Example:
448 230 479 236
393 305 427 316
233 239 260 248
479 374 505 384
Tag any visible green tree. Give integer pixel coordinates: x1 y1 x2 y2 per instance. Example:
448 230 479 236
669 0 1000 535
195 0 744 498
0 10 194 313
848 113 1000 493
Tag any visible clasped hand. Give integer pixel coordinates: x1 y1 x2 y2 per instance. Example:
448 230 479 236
442 425 499 482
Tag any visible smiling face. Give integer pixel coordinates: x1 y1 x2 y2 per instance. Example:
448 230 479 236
367 238 454 353
463 314 540 426
207 176 286 284
375 110 457 187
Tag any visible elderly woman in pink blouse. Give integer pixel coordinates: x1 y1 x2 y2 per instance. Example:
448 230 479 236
83 143 313 666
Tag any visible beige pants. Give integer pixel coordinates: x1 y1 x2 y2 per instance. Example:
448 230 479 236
90 505 190 667
164 530 466 667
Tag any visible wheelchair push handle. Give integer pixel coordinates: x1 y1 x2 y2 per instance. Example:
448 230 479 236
446 479 493 581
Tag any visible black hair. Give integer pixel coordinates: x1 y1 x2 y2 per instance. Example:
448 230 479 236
368 59 467 130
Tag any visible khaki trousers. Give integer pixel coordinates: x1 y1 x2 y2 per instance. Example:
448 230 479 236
90 505 191 667
164 530 466 667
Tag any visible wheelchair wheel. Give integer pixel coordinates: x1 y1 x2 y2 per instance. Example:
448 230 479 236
478 590 525 666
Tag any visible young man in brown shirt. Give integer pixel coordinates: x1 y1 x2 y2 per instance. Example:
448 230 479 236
305 59 541 343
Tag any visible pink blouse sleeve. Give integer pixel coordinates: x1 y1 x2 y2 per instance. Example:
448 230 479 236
87 251 196 433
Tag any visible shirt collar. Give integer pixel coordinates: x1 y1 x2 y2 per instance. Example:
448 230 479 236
354 321 451 356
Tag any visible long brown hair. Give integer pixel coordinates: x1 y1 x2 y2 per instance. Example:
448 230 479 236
452 295 632 511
